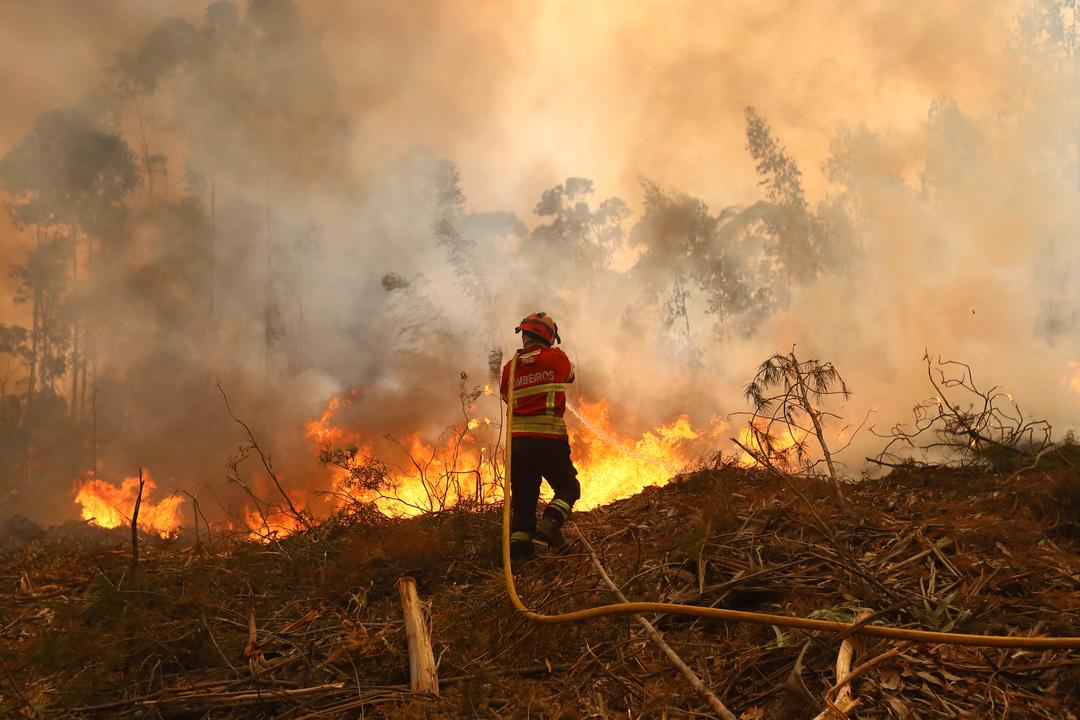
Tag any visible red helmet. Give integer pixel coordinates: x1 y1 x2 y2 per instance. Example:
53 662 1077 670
515 311 560 345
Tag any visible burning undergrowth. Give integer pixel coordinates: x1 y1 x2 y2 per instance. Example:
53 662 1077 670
63 347 1074 550
72 471 185 536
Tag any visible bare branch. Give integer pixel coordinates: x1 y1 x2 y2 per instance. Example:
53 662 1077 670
872 353 1054 470
217 381 313 534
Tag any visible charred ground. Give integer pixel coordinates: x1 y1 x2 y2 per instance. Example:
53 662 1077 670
1 460 1079 719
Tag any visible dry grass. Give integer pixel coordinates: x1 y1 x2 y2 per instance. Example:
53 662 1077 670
1 463 1078 718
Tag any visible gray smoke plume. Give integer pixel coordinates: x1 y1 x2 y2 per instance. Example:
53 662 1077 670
1 0 1079 525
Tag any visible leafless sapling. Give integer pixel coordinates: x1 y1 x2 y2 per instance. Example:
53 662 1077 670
737 348 851 502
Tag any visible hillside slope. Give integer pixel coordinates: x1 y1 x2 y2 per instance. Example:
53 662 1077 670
2 464 1079 718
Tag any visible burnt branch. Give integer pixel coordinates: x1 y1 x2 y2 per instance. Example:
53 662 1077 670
371 372 497 514
224 445 271 537
129 467 145 576
180 489 212 548
871 352 1053 470
217 381 313 535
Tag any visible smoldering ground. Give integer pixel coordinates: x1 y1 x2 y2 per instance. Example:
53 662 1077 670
1 0 1079 526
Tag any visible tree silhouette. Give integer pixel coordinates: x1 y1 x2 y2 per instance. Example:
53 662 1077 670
0 109 137 413
742 349 851 502
744 107 821 302
530 177 629 278
629 179 757 349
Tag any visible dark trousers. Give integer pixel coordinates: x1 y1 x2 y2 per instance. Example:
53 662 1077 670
510 436 581 537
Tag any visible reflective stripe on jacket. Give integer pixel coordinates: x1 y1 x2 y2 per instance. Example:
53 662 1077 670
500 346 575 439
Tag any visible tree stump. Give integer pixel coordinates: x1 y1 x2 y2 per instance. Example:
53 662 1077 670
396 577 439 695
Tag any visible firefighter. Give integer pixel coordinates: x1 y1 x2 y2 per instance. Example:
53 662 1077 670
500 312 580 565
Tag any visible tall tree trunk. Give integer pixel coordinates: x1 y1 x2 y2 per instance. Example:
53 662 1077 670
264 187 272 381
1075 112 1080 329
80 349 88 419
718 310 726 373
135 96 154 204
70 240 80 418
91 386 98 479
40 291 50 394
26 284 40 408
82 236 95 417
70 323 80 417
25 230 42 408
209 176 216 341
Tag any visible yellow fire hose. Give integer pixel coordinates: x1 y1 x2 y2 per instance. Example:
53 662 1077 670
501 354 1080 650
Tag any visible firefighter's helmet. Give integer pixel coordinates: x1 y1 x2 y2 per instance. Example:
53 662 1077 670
515 312 560 345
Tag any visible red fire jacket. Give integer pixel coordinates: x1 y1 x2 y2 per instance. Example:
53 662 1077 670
500 346 576 439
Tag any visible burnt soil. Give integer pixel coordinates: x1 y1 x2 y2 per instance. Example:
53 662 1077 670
1 463 1078 719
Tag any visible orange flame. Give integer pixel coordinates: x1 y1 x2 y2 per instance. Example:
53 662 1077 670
73 471 184 536
306 394 344 447
305 390 362 448
244 491 310 540
1067 361 1080 397
569 398 705 508
303 393 715 521
127 389 732 542
370 432 495 516
735 419 807 469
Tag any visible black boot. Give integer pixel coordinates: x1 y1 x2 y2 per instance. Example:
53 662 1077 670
535 512 566 552
509 534 535 570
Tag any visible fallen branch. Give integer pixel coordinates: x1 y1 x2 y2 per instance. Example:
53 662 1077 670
783 639 817 709
872 352 1053 470
1006 444 1058 482
575 526 737 720
142 681 346 707
812 611 868 720
826 645 905 700
882 538 955 577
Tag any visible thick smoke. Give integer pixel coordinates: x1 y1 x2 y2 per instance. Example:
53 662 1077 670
1 0 1079 525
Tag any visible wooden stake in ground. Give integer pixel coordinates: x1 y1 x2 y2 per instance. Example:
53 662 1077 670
396 577 439 695
129 468 145 575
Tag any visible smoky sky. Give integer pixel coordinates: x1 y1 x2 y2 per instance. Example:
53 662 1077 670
0 0 1026 314
2 0 1079 525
